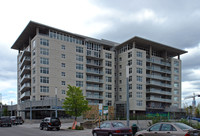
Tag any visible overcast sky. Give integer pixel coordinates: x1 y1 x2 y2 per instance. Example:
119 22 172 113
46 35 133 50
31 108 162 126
0 0 200 107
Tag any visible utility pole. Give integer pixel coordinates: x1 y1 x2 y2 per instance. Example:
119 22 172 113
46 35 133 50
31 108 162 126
55 87 58 118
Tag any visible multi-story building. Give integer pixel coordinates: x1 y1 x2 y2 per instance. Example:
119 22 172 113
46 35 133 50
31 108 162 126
11 21 186 119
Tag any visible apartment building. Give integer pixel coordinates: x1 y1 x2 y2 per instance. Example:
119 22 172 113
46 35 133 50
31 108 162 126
11 21 186 119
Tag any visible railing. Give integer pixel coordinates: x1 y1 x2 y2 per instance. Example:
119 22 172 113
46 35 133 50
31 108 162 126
146 66 171 74
147 97 171 103
86 50 101 58
86 69 103 75
146 74 171 81
86 95 103 99
20 74 31 83
86 86 103 91
20 91 31 99
146 88 172 95
86 61 102 67
147 81 172 88
86 78 103 83
147 58 171 67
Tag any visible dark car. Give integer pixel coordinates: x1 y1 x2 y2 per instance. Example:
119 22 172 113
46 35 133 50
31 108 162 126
92 121 132 136
135 122 200 136
11 116 24 125
39 117 61 131
0 116 12 127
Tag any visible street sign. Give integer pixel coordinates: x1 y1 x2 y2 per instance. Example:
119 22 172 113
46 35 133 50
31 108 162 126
103 106 108 115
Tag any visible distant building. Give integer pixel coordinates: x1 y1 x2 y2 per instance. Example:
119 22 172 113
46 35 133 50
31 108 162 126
11 21 187 119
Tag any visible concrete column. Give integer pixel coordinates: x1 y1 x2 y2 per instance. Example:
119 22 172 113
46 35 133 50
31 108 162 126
36 27 39 35
133 42 135 48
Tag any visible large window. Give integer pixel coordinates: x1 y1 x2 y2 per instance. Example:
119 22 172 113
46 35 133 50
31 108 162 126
106 76 112 82
128 52 132 58
76 81 83 87
61 63 66 67
40 48 49 55
137 51 142 58
137 68 143 74
137 84 143 90
174 82 179 88
137 76 142 82
128 60 132 66
106 92 112 98
76 46 83 53
40 57 49 65
106 84 112 90
105 53 112 59
40 86 49 93
61 45 65 50
129 67 132 74
40 76 49 83
105 61 112 67
76 64 83 70
76 72 83 78
136 92 142 98
76 55 83 62
137 60 142 66
61 54 66 58
61 72 65 77
40 38 49 46
136 100 143 106
61 81 66 85
105 68 112 75
40 67 49 74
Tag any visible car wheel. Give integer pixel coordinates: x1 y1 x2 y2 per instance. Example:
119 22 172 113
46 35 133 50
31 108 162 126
108 133 113 136
56 127 60 131
93 132 98 136
44 126 49 131
40 126 43 130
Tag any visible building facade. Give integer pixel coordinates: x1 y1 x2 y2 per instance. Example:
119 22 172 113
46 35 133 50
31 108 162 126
11 21 186 119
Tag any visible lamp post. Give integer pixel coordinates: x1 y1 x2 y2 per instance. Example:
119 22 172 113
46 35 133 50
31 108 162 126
126 66 130 127
11 101 13 116
55 87 58 118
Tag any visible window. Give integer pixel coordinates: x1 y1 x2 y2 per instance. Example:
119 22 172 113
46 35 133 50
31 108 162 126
119 95 122 99
137 76 142 82
61 81 66 85
129 67 132 74
150 124 161 131
40 95 49 100
32 77 35 84
32 58 36 65
76 55 83 62
40 38 49 46
40 76 49 83
106 76 112 82
40 86 49 93
106 92 112 98
32 49 35 56
137 68 143 74
61 72 65 76
174 68 179 74
40 67 49 74
61 45 65 50
105 68 112 75
174 82 179 88
119 88 122 91
61 63 65 67
61 54 66 58
128 52 132 58
136 92 142 98
33 86 35 93
137 51 142 58
119 72 122 76
106 84 112 90
174 61 179 67
119 65 122 69
76 72 83 78
62 90 66 94
33 67 35 74
119 80 122 84
129 92 132 98
128 60 132 66
40 48 49 55
105 100 112 106
40 57 49 65
137 60 142 66
174 96 178 101
76 46 83 53
129 76 132 82
174 75 179 80
32 40 36 48
76 64 83 70
76 81 83 87
129 84 132 90
161 124 173 131
105 53 112 59
174 89 179 95
137 84 143 90
105 61 112 67
119 57 122 61
137 100 143 106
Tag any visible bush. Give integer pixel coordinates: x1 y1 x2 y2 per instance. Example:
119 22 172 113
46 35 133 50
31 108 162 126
75 125 84 130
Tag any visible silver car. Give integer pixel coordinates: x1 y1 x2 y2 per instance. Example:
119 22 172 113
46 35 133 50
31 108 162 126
135 122 200 136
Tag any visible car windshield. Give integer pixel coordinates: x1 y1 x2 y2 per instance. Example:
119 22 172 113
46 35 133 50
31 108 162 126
112 122 126 128
174 123 193 130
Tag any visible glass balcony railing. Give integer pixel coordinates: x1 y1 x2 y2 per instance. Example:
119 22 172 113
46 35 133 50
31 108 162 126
146 74 171 81
86 86 103 91
147 81 172 88
20 83 31 92
20 74 31 83
147 58 171 67
86 78 103 83
146 97 171 103
146 66 171 74
86 69 103 75
20 91 31 99
86 95 103 99
146 88 172 95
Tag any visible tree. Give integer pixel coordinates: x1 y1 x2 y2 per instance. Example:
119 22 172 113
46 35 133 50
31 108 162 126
62 85 91 121
3 107 8 116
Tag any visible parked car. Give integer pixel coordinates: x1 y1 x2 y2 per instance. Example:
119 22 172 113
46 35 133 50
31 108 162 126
10 116 24 125
135 122 200 136
92 121 132 136
0 116 12 127
39 117 61 131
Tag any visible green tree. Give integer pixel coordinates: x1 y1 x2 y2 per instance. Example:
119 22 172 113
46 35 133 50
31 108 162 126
62 85 91 121
3 107 8 116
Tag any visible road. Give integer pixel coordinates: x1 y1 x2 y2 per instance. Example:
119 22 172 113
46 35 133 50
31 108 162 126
0 124 93 136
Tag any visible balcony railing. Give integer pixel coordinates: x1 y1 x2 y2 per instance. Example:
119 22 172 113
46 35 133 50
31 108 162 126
86 69 103 75
86 86 103 91
147 58 171 67
146 88 172 95
146 97 171 103
146 66 171 74
20 83 31 92
20 65 31 76
86 78 103 83
146 74 171 81
86 61 102 67
20 74 31 83
86 50 101 59
86 95 103 99
147 81 172 88
20 91 31 99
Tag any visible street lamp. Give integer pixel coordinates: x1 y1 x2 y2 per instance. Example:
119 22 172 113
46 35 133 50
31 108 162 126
126 66 130 127
11 101 13 116
55 87 58 118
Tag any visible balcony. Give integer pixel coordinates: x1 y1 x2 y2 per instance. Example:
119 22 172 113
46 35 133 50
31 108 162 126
20 74 31 84
146 97 171 103
86 69 103 75
20 83 31 93
86 86 103 91
147 80 172 88
146 74 171 81
86 78 103 84
20 56 31 69
146 66 171 74
20 65 31 76
86 50 102 59
20 91 31 100
86 61 103 67
146 88 172 96
86 95 103 100
19 48 31 62
147 58 171 67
